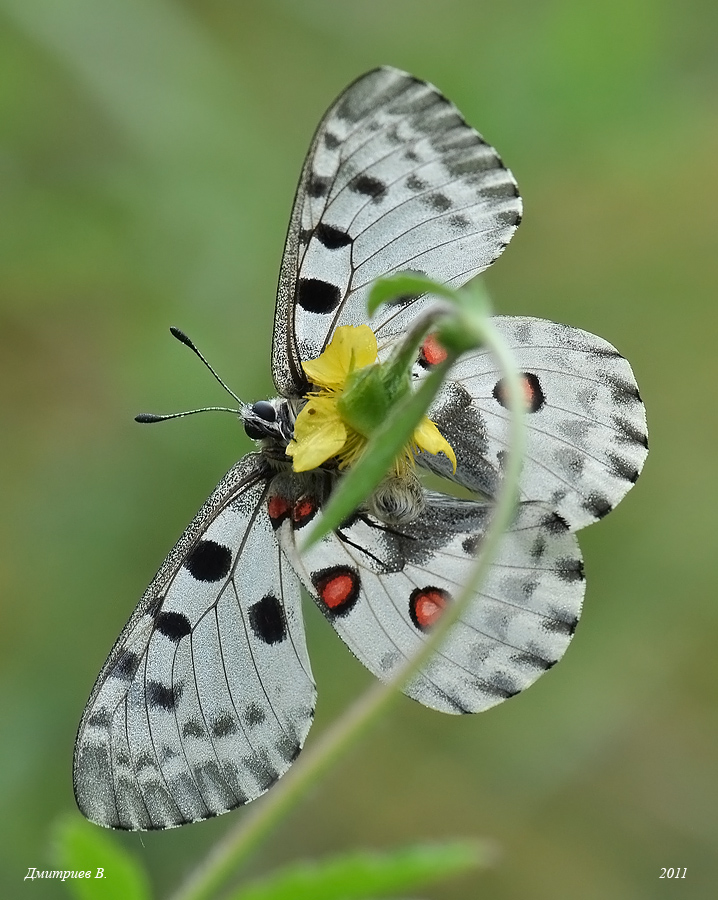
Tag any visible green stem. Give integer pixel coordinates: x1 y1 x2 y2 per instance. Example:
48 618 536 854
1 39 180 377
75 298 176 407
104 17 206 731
167 317 525 900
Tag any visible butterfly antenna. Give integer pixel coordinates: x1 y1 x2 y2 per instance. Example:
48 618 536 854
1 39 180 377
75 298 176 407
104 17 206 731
136 327 249 424
169 326 244 406
135 407 239 424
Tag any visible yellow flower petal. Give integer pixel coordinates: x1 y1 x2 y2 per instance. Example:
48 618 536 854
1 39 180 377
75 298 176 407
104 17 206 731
302 325 378 389
413 417 457 472
287 324 458 479
286 397 347 471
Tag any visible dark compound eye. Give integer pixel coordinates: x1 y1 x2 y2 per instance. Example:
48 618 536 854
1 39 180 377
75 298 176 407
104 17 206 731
244 401 277 439
252 401 276 422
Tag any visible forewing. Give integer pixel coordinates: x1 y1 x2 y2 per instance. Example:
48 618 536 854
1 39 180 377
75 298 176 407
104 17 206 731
414 316 649 531
280 496 584 714
272 65 522 395
74 455 316 830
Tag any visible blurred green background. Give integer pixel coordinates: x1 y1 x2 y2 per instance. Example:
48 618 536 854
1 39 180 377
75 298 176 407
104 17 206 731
1 1 716 898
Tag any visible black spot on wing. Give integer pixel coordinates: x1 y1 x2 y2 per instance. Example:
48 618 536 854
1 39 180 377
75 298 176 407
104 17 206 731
497 208 523 228
182 720 204 738
406 173 427 191
425 192 452 212
296 277 342 314
195 759 246 807
112 649 140 680
512 651 556 671
614 416 649 449
323 130 340 149
135 752 156 771
248 594 287 645
307 173 331 198
145 595 163 618
315 223 352 249
276 735 302 763
147 680 182 711
448 213 470 229
480 673 521 700
555 558 586 583
211 713 237 738
155 611 192 642
531 535 547 560
87 708 111 728
244 703 266 727
185 540 232 583
589 345 623 359
539 511 571 534
431 684 474 714
349 173 387 201
443 149 499 179
583 494 613 520
241 751 279 793
603 373 642 404
486 179 521 200
606 452 641 484
543 614 579 637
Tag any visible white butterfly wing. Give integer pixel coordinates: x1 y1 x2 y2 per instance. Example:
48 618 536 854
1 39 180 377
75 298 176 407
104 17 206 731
279 497 584 714
272 65 522 395
74 455 316 830
411 316 648 531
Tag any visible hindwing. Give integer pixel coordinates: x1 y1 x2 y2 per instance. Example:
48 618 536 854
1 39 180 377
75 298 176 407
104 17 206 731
278 495 584 714
410 316 649 530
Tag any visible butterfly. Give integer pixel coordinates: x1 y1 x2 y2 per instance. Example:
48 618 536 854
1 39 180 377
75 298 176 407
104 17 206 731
74 66 648 830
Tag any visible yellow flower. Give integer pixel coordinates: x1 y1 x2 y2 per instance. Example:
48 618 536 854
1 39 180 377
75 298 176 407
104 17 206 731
286 324 457 474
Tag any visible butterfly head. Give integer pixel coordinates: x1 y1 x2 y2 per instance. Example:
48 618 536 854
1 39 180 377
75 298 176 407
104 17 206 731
242 399 296 444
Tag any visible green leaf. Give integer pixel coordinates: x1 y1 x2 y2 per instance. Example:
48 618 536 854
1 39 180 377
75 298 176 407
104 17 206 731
300 362 450 551
368 273 492 358
52 814 152 900
229 839 494 900
366 272 460 315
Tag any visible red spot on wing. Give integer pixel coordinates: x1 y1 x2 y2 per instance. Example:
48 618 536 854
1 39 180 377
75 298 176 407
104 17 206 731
492 372 545 413
292 496 317 529
409 587 450 631
419 333 448 368
311 566 360 616
267 495 291 529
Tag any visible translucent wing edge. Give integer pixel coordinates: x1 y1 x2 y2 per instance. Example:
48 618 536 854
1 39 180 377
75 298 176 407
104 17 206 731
73 453 271 827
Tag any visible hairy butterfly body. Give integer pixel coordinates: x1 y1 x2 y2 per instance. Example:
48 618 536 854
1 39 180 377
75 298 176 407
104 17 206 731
74 67 647 829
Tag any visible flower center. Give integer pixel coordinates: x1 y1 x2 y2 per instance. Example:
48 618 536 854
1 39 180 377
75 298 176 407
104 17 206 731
285 325 456 475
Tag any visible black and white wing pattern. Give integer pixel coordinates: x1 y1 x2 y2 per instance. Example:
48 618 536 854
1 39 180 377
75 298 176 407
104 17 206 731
75 63 648 830
272 65 522 395
277 497 584 714
73 455 316 830
410 317 649 531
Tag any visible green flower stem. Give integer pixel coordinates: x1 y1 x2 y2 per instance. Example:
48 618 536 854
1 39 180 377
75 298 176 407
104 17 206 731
168 315 525 900
379 302 453 397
